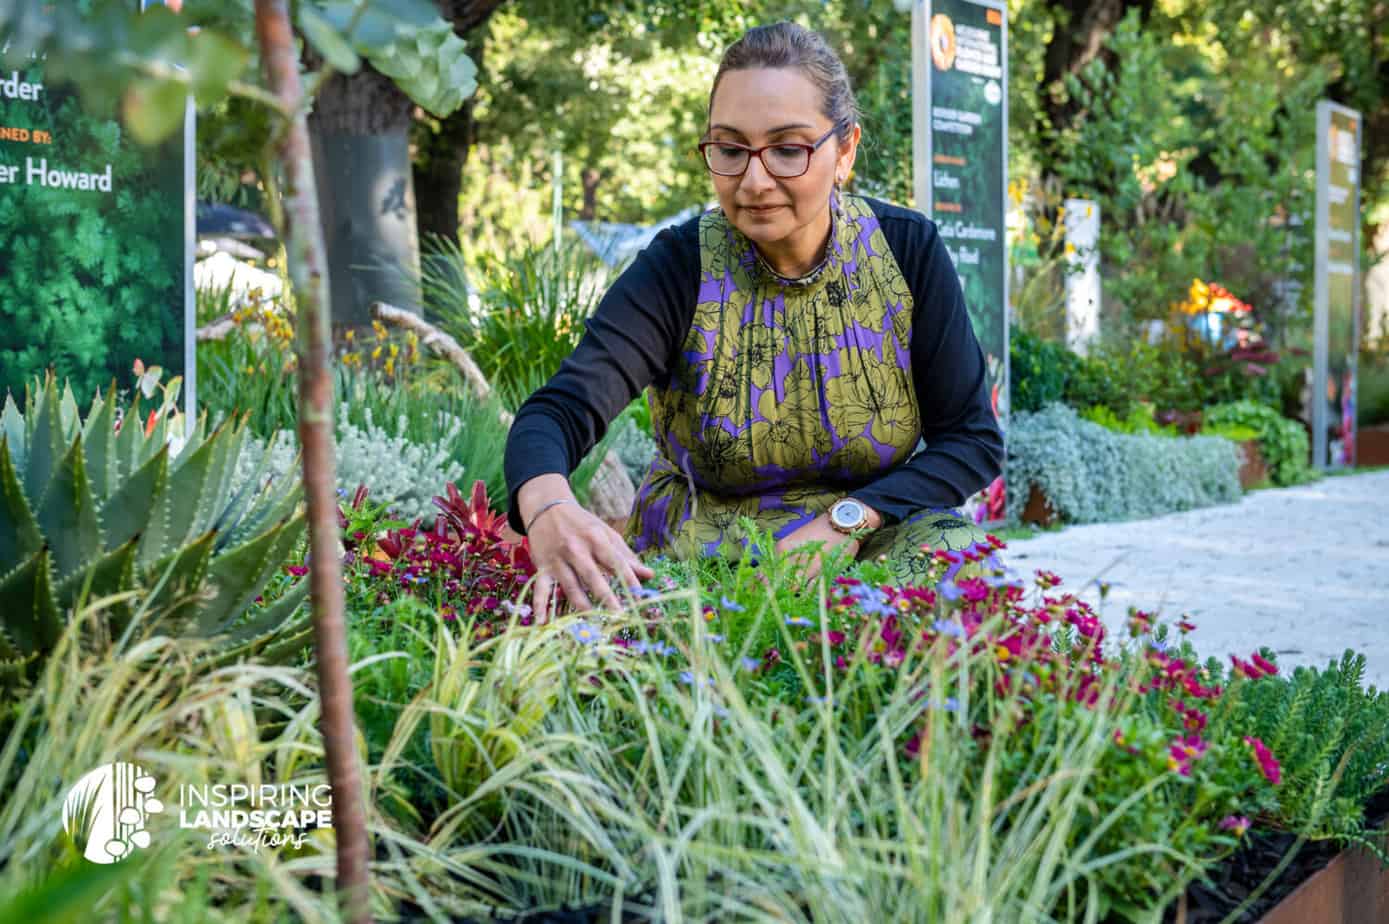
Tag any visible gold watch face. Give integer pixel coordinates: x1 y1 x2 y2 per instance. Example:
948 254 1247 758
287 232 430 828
830 500 866 532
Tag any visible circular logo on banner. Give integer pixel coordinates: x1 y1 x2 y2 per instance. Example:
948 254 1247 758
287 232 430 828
62 763 164 864
930 14 957 71
984 80 1002 105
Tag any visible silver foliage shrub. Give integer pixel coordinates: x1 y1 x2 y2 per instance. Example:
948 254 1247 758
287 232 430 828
229 406 464 522
609 414 659 484
1006 403 1242 524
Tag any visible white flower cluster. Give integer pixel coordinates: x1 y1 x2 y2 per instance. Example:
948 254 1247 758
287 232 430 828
1006 403 1242 525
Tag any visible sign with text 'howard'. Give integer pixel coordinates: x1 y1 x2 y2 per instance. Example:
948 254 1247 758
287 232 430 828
0 0 193 408
912 0 1008 521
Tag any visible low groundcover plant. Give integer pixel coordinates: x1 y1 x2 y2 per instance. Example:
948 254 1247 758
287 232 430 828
327 482 1349 922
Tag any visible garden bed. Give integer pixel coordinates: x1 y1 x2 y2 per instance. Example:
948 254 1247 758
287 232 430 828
1167 789 1389 923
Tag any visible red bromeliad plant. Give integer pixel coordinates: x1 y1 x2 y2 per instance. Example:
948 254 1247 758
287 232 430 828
341 480 535 630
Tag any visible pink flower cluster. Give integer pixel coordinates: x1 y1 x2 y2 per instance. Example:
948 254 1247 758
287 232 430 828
1230 652 1279 680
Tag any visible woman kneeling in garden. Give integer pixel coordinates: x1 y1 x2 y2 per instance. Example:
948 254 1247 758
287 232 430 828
504 21 1003 616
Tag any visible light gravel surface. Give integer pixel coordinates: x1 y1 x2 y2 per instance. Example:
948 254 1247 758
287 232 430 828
1002 470 1389 689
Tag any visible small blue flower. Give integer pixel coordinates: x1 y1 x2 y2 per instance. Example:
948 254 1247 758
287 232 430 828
568 621 601 646
679 670 695 685
938 578 962 602
631 586 661 600
720 596 744 612
804 695 827 705
708 633 725 643
932 619 964 638
1149 639 1170 654
739 657 761 672
785 616 813 627
857 587 895 617
931 697 960 712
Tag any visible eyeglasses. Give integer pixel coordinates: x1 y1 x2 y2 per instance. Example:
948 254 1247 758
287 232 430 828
698 118 848 178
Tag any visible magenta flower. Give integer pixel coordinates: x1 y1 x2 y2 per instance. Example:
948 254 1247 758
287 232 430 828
1219 815 1252 837
1244 736 1282 785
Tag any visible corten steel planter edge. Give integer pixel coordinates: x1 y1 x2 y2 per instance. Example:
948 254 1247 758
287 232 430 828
1021 483 1057 527
1254 841 1389 924
1237 439 1269 490
1357 424 1389 467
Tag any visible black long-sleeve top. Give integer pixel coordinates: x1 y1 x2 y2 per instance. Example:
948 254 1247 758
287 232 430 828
504 195 1004 535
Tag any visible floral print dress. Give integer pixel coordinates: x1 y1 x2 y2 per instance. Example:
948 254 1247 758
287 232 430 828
624 190 992 585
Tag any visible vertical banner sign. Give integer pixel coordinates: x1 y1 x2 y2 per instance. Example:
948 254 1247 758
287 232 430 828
912 0 1008 521
0 0 194 410
1312 101 1361 469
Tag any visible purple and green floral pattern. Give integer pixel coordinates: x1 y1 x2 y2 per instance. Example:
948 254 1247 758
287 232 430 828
625 190 988 583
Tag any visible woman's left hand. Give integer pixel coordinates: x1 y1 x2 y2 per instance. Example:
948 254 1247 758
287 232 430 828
774 506 882 586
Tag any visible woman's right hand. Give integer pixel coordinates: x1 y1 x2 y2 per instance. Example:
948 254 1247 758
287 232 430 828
519 475 654 620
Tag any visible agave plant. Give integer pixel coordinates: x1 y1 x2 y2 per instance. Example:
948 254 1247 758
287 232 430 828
0 375 311 686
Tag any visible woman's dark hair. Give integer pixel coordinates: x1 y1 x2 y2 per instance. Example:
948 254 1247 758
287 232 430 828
707 21 860 145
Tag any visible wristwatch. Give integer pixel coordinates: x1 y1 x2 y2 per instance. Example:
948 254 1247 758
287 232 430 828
827 498 871 534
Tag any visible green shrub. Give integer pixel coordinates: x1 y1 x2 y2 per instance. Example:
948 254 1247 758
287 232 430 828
1007 403 1242 524
1359 351 1389 428
1229 651 1389 846
0 376 310 689
1080 402 1178 436
422 234 610 409
1009 327 1075 413
1202 401 1313 486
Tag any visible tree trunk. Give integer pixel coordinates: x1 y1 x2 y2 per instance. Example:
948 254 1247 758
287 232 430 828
412 0 508 245
1037 0 1155 148
253 4 372 922
309 66 421 325
579 165 608 221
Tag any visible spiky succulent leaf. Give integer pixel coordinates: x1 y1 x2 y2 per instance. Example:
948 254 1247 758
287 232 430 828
34 435 104 580
53 538 139 630
226 579 311 647
1 394 25 483
58 381 81 440
223 466 302 551
112 394 145 484
24 376 65 502
0 548 61 656
0 436 43 567
162 423 228 547
199 512 306 635
201 419 251 535
143 529 216 629
101 446 169 551
82 386 120 501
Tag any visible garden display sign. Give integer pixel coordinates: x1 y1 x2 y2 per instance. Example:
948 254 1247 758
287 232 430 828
0 0 194 410
910 0 1008 521
1312 100 1361 469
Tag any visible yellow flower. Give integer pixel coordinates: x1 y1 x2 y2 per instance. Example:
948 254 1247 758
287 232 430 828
372 320 388 341
384 356 395 377
371 345 382 361
345 328 355 341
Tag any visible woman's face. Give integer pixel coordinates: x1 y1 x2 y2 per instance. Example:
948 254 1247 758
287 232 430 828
705 67 858 252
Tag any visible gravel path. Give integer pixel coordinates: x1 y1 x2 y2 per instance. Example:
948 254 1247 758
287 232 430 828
1002 470 1389 689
